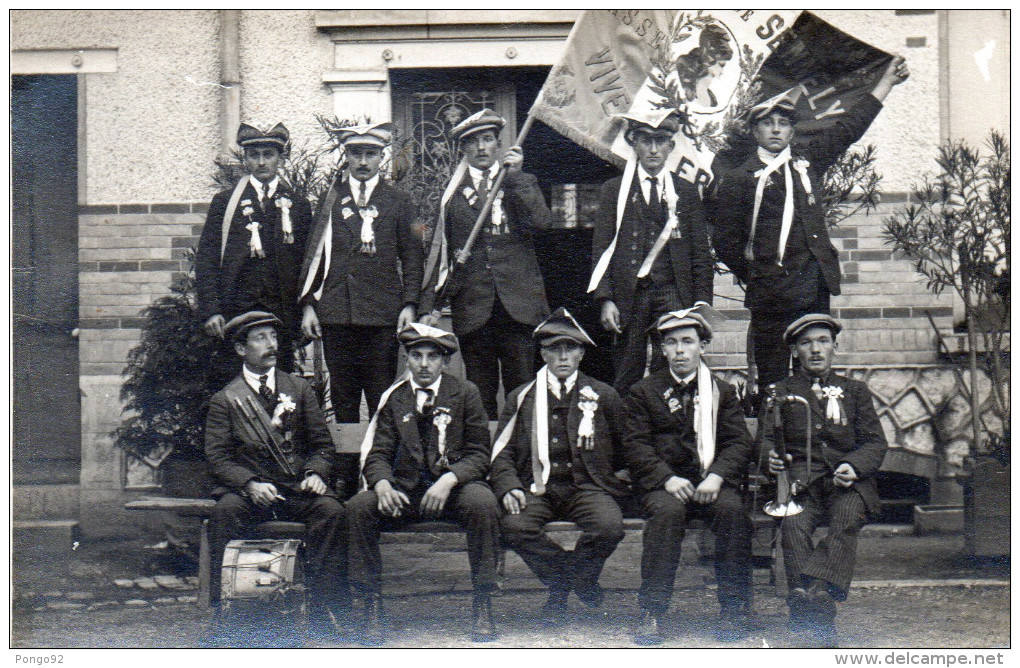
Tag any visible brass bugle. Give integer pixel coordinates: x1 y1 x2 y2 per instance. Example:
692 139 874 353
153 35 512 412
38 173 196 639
764 390 811 518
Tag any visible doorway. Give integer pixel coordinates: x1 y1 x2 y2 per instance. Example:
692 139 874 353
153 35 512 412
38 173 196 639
12 74 81 485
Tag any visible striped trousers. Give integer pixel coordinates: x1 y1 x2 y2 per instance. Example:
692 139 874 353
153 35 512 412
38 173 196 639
779 479 867 600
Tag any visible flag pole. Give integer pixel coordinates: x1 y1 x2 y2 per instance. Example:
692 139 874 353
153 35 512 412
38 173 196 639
428 112 538 322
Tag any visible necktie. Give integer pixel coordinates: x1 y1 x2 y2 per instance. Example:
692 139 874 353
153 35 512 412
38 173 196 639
261 181 270 205
258 375 275 406
477 172 489 202
357 180 367 208
647 176 660 206
811 377 824 401
417 388 435 414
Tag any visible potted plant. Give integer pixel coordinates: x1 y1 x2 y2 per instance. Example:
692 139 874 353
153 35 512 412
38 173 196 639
883 131 1009 556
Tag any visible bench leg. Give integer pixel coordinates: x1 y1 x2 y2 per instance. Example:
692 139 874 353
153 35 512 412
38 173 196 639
773 534 789 599
198 518 211 608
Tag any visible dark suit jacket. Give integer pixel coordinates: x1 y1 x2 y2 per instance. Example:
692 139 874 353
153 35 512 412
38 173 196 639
760 371 888 514
489 373 630 500
195 180 312 327
591 172 714 328
623 368 752 494
362 373 491 492
299 179 423 327
205 371 335 496
707 95 883 307
425 170 553 335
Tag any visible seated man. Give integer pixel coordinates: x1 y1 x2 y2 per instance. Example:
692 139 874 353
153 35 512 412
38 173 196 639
204 311 347 642
763 314 888 646
347 323 500 645
623 306 754 644
491 307 629 625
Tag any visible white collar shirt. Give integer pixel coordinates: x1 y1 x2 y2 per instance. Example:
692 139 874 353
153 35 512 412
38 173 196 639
409 376 443 412
243 365 277 394
547 370 578 399
637 164 666 205
249 175 280 203
348 173 381 206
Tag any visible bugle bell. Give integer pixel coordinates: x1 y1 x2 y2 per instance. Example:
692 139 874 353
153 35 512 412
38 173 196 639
763 388 811 518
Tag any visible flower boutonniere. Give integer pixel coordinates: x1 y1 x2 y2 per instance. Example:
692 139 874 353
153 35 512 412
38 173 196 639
792 157 815 205
432 407 453 466
664 386 682 413
462 186 478 207
341 206 354 220
240 201 265 258
271 393 296 431
821 385 847 425
358 204 379 255
577 386 600 450
275 195 294 244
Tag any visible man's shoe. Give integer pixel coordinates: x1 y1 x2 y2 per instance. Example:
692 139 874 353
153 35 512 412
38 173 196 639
808 584 837 624
575 583 605 608
716 610 751 642
787 587 812 633
634 611 664 645
359 594 385 647
540 588 569 627
471 593 498 642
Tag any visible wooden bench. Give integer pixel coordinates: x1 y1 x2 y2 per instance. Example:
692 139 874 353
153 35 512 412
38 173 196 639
127 419 780 607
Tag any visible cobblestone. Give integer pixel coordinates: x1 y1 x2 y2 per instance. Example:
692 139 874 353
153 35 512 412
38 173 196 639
154 596 178 605
154 575 191 590
124 599 150 607
66 591 95 600
134 578 158 590
113 579 135 588
46 601 86 610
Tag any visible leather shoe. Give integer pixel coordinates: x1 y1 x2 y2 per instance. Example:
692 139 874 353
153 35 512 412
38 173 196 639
540 588 568 626
359 593 385 647
787 587 812 633
575 583 605 608
471 593 498 642
808 583 837 623
634 610 663 645
716 611 750 642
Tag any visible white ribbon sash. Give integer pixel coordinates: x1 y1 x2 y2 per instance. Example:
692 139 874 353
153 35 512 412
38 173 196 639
490 367 556 495
422 158 469 293
220 178 250 264
691 360 719 475
636 173 681 278
745 146 794 265
587 159 637 293
358 372 411 489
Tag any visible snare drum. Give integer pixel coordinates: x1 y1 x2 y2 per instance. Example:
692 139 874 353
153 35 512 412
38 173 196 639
221 539 303 601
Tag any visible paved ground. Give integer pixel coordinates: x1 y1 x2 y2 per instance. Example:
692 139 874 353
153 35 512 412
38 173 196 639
11 525 1011 649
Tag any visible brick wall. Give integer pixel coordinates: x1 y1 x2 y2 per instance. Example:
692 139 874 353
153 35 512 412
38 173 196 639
703 199 956 370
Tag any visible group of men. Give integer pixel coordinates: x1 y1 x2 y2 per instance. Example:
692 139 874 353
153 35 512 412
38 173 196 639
197 56 907 647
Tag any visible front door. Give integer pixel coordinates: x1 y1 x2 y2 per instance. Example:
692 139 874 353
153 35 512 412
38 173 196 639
12 74 81 484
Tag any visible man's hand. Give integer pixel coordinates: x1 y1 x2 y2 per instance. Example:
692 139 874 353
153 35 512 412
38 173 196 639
502 489 528 515
374 479 410 518
245 480 280 508
204 314 226 339
301 304 322 340
299 473 328 496
664 476 695 503
768 450 792 476
600 300 623 334
693 473 723 504
502 146 524 172
871 55 909 102
833 462 859 488
420 472 459 518
396 304 416 333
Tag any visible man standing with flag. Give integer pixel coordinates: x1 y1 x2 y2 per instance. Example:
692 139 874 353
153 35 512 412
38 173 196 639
420 109 554 420
589 110 714 395
623 306 754 644
490 307 629 626
297 122 423 423
709 56 909 388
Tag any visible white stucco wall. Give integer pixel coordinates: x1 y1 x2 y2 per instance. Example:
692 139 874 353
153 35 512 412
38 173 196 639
817 10 941 192
11 10 221 204
237 10 335 155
